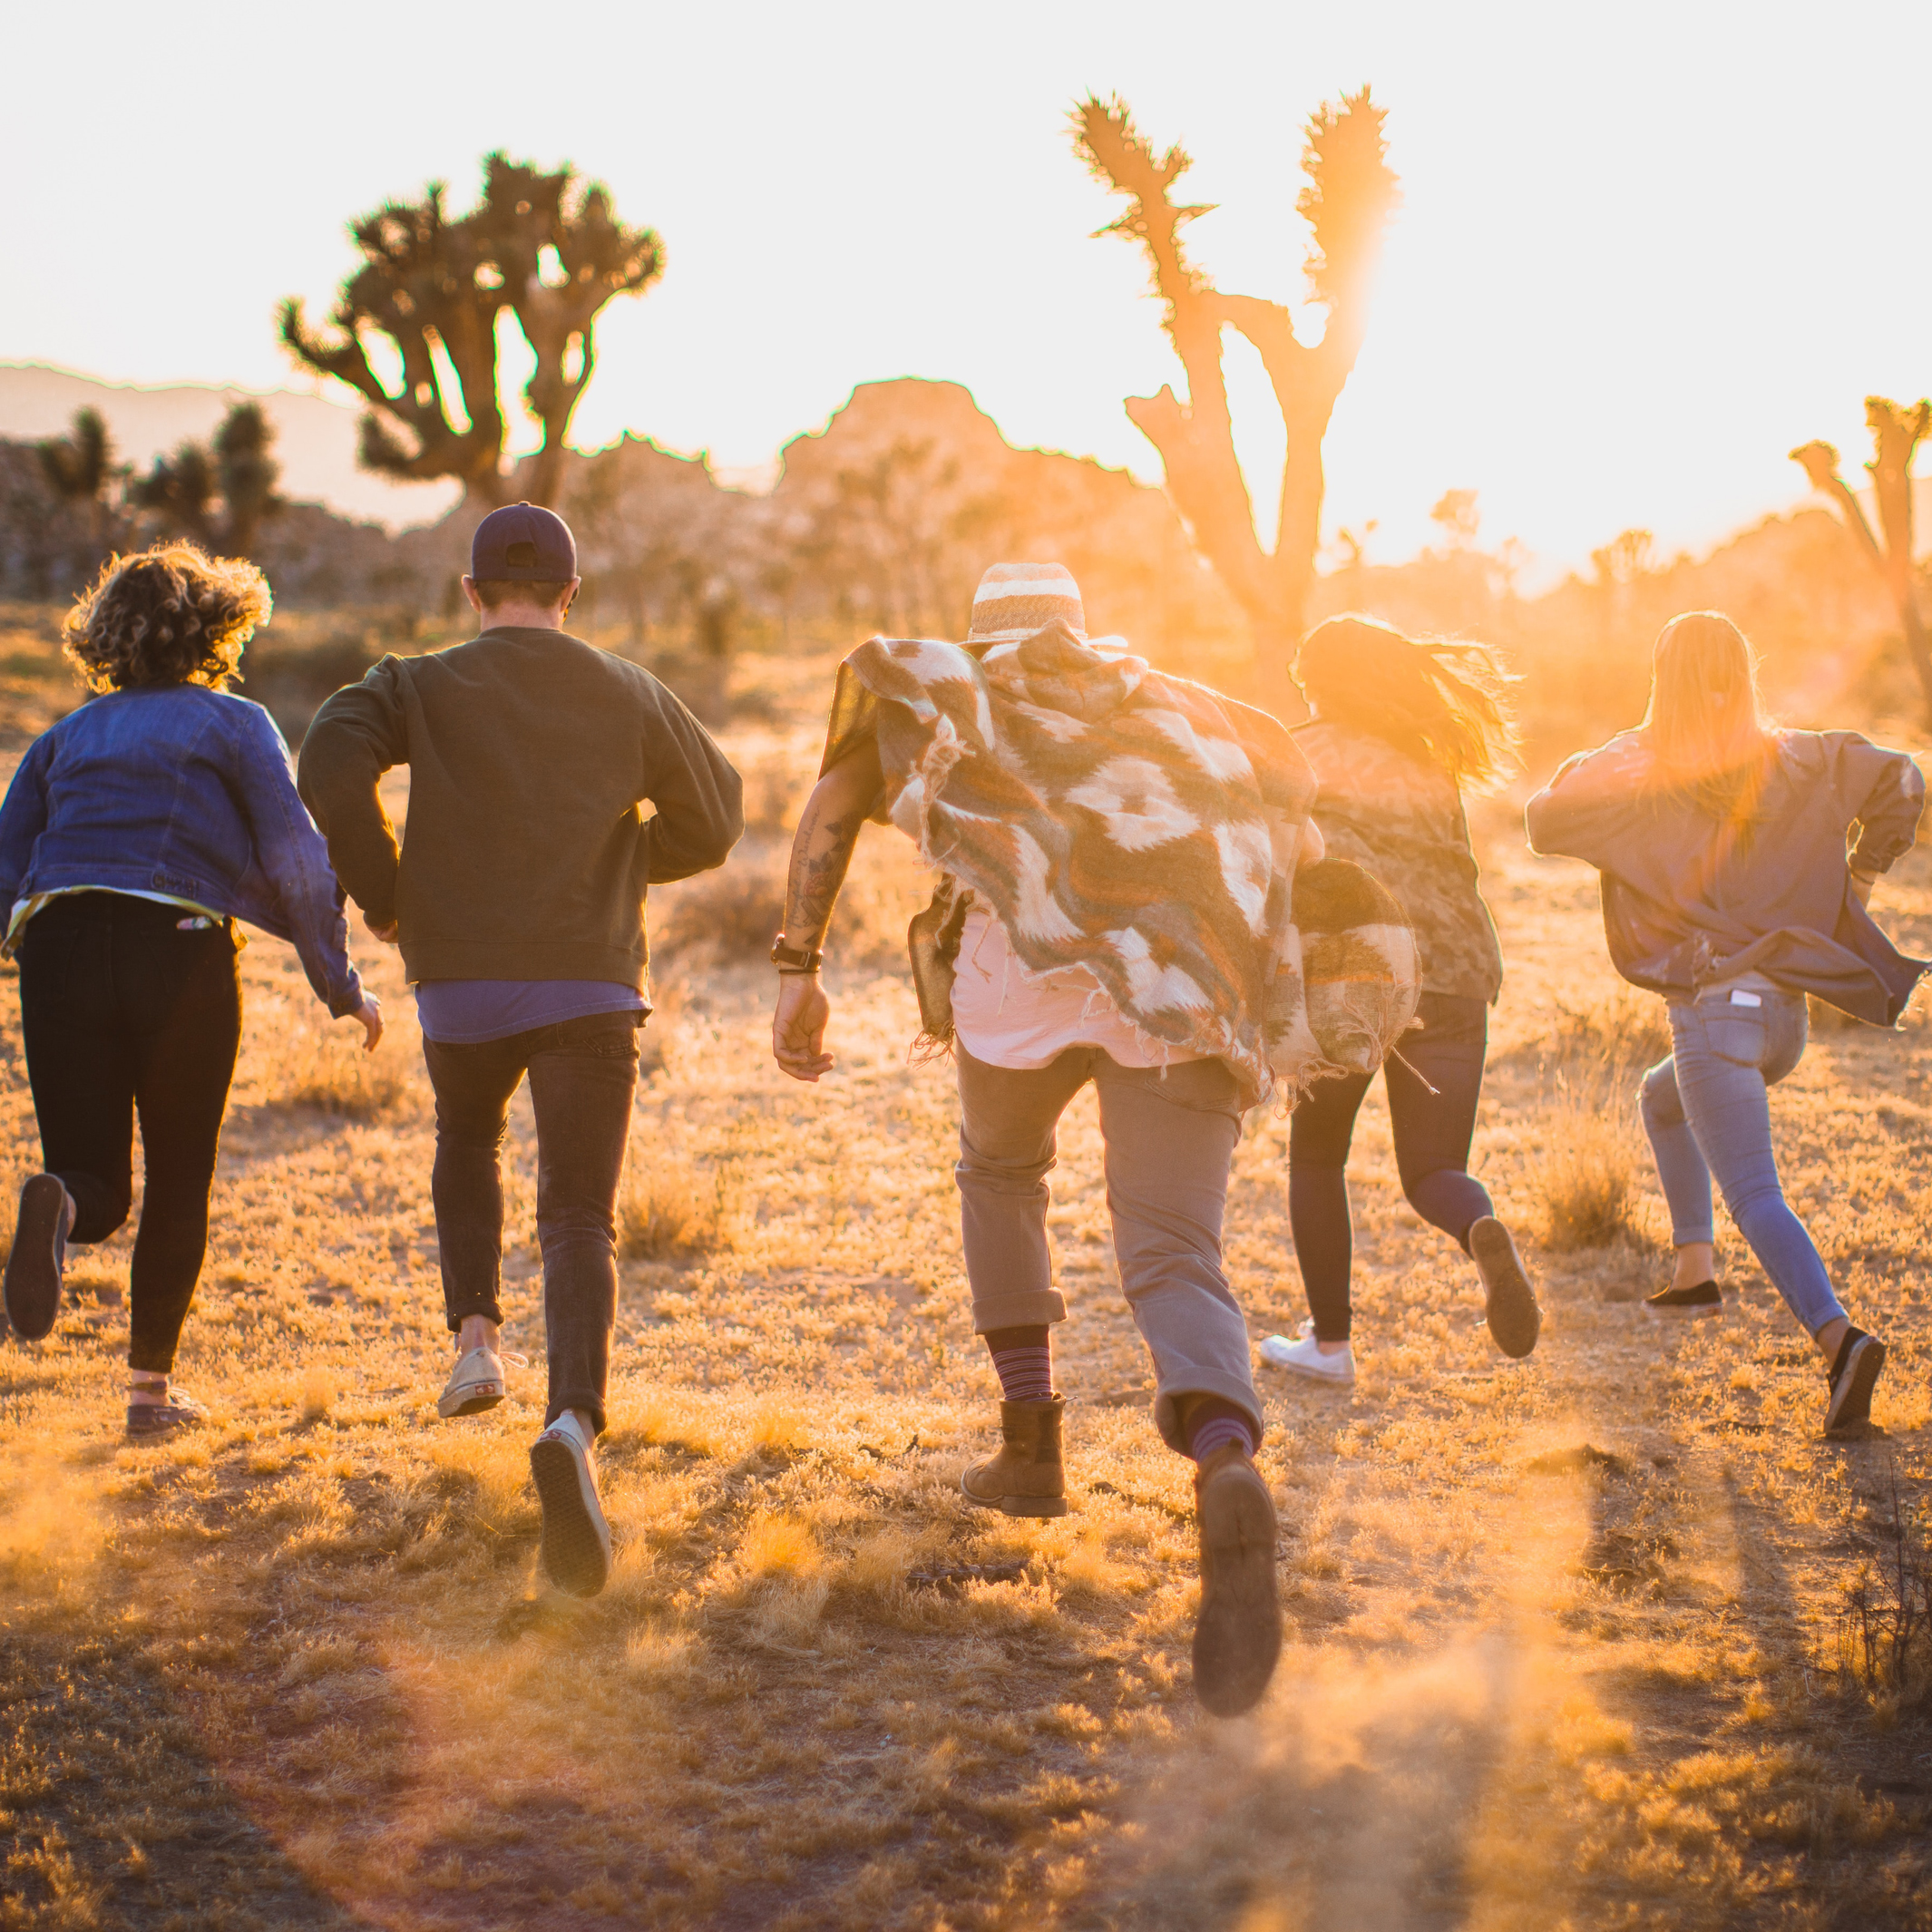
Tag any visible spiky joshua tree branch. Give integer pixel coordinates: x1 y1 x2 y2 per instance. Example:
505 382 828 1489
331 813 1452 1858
279 153 662 509
1073 91 1400 694
1793 396 1932 727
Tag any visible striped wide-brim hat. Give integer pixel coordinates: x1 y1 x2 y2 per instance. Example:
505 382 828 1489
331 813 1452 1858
965 562 1087 645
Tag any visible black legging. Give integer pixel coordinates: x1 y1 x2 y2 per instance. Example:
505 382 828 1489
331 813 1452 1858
17 893 241 1373
1288 990 1493 1342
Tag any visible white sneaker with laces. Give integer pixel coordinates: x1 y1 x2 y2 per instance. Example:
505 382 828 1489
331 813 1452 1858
1258 1323 1356 1385
530 1410 612 1599
437 1344 527 1419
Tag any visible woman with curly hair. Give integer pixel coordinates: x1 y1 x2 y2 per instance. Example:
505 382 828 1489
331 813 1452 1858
0 542 381 1433
1260 614 1540 1385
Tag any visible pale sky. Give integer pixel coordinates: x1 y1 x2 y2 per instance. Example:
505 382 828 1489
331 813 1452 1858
5 0 1927 578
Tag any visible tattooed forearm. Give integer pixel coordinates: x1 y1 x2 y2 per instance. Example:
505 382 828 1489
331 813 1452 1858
785 808 863 947
782 741 883 950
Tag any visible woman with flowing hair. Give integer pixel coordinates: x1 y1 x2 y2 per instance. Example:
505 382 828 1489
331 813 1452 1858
1527 611 1925 1430
0 543 382 1433
1259 614 1541 1385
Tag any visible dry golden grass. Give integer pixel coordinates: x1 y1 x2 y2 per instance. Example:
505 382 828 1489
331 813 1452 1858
3 692 1932 1927
619 1154 729 1261
1535 1075 1645 1252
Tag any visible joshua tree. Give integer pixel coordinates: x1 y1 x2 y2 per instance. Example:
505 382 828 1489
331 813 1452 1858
1792 398 1932 726
1073 91 1400 699
280 152 662 509
212 402 282 555
37 408 115 507
37 408 123 552
131 440 216 544
1591 528 1654 588
131 402 283 556
1429 489 1480 550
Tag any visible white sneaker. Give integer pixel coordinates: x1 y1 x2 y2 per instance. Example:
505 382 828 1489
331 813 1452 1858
436 1344 527 1419
1258 1328 1356 1385
530 1411 611 1598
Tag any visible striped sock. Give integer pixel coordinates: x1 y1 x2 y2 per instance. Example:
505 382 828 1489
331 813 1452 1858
983 1324 1054 1404
1186 1399 1257 1464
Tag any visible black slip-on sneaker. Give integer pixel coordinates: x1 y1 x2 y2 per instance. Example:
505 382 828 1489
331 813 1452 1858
4 1174 71 1342
1825 1328 1886 1432
1469 1215 1541 1358
1644 1281 1722 1317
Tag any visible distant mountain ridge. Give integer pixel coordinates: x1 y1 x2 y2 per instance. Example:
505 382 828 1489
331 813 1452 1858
0 364 461 531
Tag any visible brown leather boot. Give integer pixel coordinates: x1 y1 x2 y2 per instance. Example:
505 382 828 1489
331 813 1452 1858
1192 1443 1282 1717
961 1398 1069 1517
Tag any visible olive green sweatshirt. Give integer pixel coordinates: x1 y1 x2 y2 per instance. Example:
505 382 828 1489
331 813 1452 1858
297 627 743 987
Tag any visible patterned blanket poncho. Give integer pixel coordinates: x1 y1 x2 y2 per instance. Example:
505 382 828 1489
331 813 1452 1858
825 620 1419 1107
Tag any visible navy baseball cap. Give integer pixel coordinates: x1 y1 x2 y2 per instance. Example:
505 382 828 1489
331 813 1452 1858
470 502 578 581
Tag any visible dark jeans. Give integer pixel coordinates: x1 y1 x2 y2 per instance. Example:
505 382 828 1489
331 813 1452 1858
16 892 242 1373
1288 990 1493 1342
422 1015 639 1435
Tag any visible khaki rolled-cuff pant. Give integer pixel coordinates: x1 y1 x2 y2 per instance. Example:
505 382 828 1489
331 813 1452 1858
953 1042 1260 1455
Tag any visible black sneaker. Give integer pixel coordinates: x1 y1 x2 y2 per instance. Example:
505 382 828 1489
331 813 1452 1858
1470 1215 1541 1359
1644 1281 1722 1317
1825 1328 1886 1432
4 1174 72 1342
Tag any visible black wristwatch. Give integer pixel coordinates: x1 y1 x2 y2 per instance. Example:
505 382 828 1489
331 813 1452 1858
770 934 824 974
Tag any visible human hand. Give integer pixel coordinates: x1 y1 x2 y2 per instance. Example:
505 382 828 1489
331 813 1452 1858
366 914 399 944
771 973 833 1082
353 993 385 1053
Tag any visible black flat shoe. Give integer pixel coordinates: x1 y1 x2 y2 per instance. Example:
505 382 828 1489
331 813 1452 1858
1825 1329 1885 1432
1644 1281 1721 1317
4 1174 71 1342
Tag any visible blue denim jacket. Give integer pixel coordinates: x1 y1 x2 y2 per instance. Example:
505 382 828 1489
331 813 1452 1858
0 686 364 1016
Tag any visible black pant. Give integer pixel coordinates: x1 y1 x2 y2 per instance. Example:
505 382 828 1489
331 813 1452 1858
17 893 242 1373
1287 990 1494 1342
422 1015 639 1435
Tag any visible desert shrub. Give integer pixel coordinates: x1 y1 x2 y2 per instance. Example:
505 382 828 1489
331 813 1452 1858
740 756 812 836
278 1034 413 1119
1837 1470 1932 1701
649 831 916 971
650 841 786 968
1541 986 1673 1075
1536 1080 1644 1251
620 1156 727 1260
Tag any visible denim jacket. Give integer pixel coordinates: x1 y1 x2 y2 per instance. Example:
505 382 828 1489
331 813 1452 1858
0 685 365 1016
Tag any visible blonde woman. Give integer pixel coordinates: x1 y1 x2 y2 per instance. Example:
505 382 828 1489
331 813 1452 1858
1527 611 1925 1430
0 544 380 1432
1259 615 1539 1384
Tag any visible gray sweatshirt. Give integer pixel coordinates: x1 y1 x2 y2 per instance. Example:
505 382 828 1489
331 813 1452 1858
1525 728 1927 1026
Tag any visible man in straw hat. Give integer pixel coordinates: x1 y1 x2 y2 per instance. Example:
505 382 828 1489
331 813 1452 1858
770 562 1416 1718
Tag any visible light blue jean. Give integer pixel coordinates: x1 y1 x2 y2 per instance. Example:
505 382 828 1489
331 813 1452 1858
1638 989 1846 1335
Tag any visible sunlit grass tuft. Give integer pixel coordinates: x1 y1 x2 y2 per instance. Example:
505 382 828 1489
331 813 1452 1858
619 1156 727 1260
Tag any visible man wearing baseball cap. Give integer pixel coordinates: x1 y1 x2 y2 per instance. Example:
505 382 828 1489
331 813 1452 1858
299 502 743 1600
